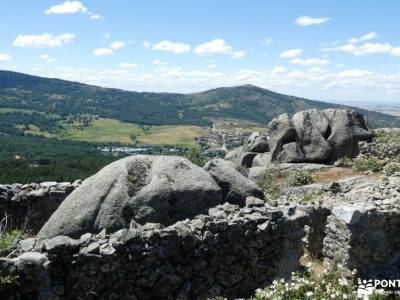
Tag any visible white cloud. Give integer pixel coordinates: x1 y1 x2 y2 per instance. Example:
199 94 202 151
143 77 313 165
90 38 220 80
271 66 286 73
295 16 330 26
322 42 396 56
263 38 273 46
150 40 191 54
279 48 303 58
45 1 87 14
338 69 373 78
110 41 126 50
13 33 75 48
391 47 400 57
94 48 113 56
0 53 11 61
208 64 217 69
143 40 151 49
290 58 331 66
349 32 378 44
153 59 166 65
194 39 246 59
231 50 246 59
39 54 58 63
89 14 102 20
119 63 138 69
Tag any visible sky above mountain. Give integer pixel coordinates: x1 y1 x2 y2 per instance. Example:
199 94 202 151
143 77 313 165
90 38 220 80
0 0 399 103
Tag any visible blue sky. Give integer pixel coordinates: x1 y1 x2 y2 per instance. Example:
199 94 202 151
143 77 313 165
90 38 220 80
1 0 400 103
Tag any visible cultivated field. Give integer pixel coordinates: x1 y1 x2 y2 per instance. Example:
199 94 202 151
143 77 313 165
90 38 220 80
61 118 208 147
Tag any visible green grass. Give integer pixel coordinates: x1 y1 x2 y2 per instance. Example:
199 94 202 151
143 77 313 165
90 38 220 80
0 229 26 250
60 118 207 147
0 107 34 114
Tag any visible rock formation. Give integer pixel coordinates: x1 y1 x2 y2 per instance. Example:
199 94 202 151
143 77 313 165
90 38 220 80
269 109 372 163
38 156 222 239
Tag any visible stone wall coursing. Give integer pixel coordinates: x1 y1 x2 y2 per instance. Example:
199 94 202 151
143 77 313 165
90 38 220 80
0 181 79 233
323 204 400 280
0 203 309 300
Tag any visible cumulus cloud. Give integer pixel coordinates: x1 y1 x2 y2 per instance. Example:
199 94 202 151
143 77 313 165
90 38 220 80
13 33 75 48
119 63 138 69
279 48 303 58
39 54 58 63
295 16 330 26
89 13 102 20
349 32 378 44
0 53 11 61
110 41 126 50
322 42 394 56
392 47 400 57
194 39 246 59
208 64 217 69
153 59 166 66
263 38 273 46
271 66 286 73
149 40 191 54
290 58 331 66
45 1 87 14
94 48 113 56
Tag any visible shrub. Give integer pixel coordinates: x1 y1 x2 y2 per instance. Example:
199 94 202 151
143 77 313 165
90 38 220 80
288 170 314 187
253 269 357 300
383 162 400 176
0 275 19 289
256 169 283 200
336 156 353 168
0 214 29 251
185 148 208 167
299 190 324 202
352 156 383 173
0 230 25 250
372 129 400 144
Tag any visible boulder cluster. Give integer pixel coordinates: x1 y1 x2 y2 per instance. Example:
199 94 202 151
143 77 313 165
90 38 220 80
226 109 372 170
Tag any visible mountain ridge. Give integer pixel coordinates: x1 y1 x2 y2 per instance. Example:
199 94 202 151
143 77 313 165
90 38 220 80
0 70 399 128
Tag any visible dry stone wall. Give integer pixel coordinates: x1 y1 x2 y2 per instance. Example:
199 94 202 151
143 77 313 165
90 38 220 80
0 182 79 233
0 203 309 300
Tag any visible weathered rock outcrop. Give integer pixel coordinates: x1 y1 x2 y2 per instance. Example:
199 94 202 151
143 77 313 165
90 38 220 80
247 132 269 153
268 109 372 164
0 182 79 232
38 156 222 239
204 158 264 206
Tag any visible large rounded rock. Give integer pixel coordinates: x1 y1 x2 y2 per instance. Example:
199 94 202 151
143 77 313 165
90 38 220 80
268 109 372 164
204 159 264 206
292 109 331 162
323 109 372 162
38 156 222 239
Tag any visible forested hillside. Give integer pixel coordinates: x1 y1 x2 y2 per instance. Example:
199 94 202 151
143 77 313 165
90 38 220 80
1 70 399 128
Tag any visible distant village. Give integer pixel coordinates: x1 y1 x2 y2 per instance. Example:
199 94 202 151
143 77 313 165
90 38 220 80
98 119 267 158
